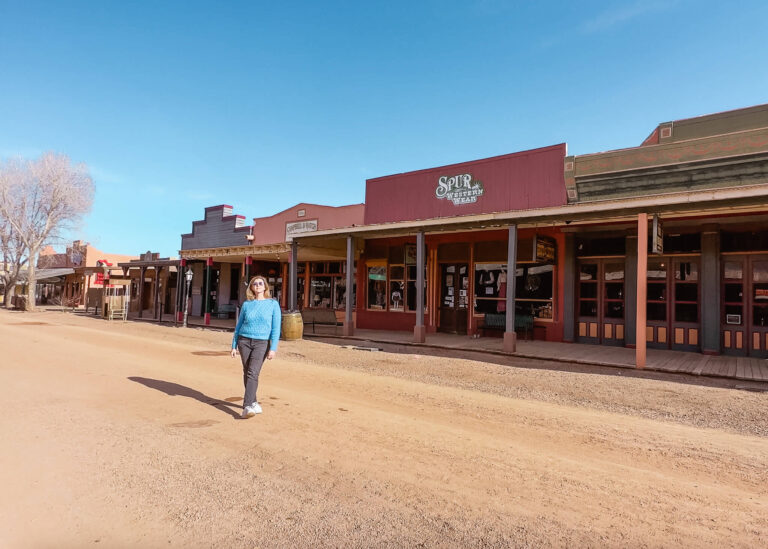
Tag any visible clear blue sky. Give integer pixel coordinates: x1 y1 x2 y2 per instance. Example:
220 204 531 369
2 1 767 258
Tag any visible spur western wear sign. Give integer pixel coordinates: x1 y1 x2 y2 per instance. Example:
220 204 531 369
435 173 484 205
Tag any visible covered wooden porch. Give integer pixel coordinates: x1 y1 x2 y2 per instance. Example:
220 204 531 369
304 328 768 383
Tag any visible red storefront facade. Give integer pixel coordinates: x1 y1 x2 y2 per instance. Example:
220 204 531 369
351 144 568 341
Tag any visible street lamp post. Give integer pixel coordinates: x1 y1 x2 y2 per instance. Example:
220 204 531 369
183 267 193 328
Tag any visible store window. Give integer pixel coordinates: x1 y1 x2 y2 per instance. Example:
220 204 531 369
308 261 350 309
367 265 387 310
333 278 355 309
473 262 554 319
366 244 425 312
389 265 404 311
310 278 331 308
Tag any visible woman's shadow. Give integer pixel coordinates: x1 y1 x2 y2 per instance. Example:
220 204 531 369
128 377 242 419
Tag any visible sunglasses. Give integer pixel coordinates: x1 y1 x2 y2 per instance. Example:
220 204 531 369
251 280 265 286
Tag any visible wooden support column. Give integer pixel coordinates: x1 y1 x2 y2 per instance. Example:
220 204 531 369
176 259 185 323
154 266 162 320
636 214 648 368
414 231 426 343
138 267 146 318
504 225 518 352
204 257 212 325
290 241 298 311
344 235 355 336
701 226 721 354
562 234 575 343
625 236 638 347
244 256 252 289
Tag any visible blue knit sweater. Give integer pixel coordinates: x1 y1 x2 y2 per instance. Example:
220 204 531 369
232 299 282 350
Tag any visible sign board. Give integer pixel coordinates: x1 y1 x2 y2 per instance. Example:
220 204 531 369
435 173 484 205
533 235 556 263
285 219 318 241
652 214 664 254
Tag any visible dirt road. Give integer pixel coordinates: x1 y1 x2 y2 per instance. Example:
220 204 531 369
1 309 766 548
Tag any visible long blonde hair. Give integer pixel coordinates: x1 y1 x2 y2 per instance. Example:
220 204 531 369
245 275 271 300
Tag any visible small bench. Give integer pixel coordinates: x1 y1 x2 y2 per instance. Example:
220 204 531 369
301 308 342 334
215 303 237 319
478 312 534 340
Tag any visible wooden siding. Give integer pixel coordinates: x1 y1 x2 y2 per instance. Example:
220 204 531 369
181 205 250 250
364 144 567 225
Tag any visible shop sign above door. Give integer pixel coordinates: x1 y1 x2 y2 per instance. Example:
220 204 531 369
285 219 318 241
533 235 556 263
435 173 484 205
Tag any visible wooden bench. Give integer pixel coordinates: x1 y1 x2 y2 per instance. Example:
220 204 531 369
301 308 342 334
215 303 237 319
478 312 534 340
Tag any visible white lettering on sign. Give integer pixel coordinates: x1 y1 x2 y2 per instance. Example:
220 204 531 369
285 219 318 241
435 173 484 205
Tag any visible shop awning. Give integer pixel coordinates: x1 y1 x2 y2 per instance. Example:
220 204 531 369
16 268 75 283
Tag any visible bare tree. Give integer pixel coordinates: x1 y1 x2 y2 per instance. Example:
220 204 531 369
0 159 27 307
0 152 94 311
0 208 29 307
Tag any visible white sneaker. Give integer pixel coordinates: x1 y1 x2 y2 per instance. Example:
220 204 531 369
242 406 256 419
251 402 263 414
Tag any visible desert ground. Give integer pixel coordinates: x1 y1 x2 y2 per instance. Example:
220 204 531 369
1 308 767 548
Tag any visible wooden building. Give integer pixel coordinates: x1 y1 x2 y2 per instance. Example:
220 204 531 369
118 252 181 320
293 103 768 362
179 203 364 325
37 240 137 308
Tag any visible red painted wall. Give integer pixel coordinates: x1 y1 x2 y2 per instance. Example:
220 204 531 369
364 144 567 225
252 203 365 246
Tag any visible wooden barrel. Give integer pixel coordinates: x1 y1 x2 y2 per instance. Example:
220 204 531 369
281 311 303 340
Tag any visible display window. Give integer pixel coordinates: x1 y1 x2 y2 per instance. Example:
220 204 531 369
333 278 354 309
367 264 387 310
473 262 553 319
366 245 425 312
307 261 352 309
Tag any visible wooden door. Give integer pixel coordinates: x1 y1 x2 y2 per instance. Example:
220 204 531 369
438 263 469 334
576 260 626 345
646 258 700 351
724 256 768 356
721 257 746 356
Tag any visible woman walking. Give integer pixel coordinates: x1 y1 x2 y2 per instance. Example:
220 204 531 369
231 275 281 418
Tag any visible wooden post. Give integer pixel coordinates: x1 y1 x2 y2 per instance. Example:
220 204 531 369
290 241 298 311
504 225 518 352
244 256 251 291
176 259 185 323
414 231 426 343
138 267 146 318
154 266 162 320
636 213 648 368
344 235 355 336
204 257 212 325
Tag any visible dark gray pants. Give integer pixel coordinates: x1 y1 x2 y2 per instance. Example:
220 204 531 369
237 337 270 407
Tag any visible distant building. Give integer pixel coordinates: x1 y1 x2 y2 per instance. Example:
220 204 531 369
36 240 137 308
179 203 364 324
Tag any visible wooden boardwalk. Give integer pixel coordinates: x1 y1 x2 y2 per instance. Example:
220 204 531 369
310 329 768 383
119 311 768 383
